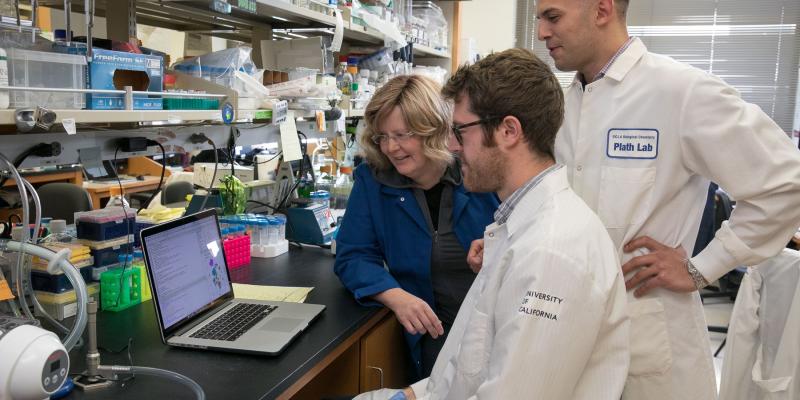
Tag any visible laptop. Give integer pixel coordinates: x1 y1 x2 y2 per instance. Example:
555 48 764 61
139 209 325 355
83 160 123 182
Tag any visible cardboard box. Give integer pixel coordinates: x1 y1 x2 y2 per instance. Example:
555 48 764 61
87 49 164 110
262 70 289 85
260 37 326 72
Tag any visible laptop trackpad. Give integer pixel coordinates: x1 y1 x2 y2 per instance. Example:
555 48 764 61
261 317 303 333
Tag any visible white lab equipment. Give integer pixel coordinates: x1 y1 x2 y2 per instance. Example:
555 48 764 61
0 324 69 400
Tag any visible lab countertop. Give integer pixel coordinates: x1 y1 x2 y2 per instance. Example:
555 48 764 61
65 245 381 400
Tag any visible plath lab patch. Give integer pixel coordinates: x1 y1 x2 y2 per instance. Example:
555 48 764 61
606 128 659 159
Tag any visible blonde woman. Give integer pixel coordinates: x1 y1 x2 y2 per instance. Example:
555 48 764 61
334 75 498 379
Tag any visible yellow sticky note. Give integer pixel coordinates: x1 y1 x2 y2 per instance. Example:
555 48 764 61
232 283 313 303
0 278 14 301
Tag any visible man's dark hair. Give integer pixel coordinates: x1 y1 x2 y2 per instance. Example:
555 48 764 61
442 48 564 161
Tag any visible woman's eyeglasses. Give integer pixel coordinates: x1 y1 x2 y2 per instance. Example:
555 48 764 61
372 132 416 145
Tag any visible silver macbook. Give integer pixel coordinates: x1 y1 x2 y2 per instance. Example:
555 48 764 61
140 209 325 355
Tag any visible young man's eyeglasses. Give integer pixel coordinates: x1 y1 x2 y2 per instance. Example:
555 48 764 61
371 132 416 145
451 119 493 145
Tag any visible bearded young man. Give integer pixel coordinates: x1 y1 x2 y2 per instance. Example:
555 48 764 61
355 48 630 400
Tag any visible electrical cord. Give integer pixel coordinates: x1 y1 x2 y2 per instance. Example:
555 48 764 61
136 140 167 213
228 127 237 178
0 142 60 188
248 150 282 165
245 199 277 212
98 337 136 386
198 139 219 213
111 146 133 309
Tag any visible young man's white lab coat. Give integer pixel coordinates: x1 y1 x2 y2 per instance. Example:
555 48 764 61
555 38 800 399
406 167 630 399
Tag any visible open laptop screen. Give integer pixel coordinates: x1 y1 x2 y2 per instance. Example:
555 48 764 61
142 211 232 331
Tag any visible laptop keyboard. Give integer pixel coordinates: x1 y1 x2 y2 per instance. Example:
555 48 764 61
190 303 278 341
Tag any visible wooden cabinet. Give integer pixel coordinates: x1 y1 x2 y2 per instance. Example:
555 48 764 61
289 311 409 400
360 315 408 392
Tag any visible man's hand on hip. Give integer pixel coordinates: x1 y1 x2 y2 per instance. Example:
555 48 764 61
622 236 698 297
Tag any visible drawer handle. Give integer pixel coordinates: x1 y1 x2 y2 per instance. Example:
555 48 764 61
367 366 384 388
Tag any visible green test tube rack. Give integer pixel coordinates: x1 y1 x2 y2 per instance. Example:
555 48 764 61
100 266 142 312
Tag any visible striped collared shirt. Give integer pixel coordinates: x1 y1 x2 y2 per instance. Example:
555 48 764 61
581 36 636 87
494 164 563 225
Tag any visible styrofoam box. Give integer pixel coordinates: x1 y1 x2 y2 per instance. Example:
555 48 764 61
7 48 87 109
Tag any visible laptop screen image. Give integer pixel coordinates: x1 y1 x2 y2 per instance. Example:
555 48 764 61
143 213 232 331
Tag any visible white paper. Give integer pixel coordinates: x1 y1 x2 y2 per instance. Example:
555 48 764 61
336 114 346 133
331 9 344 52
62 118 76 135
280 112 303 162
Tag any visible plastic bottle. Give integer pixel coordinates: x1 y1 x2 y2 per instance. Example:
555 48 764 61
315 165 334 195
369 70 379 87
0 48 8 109
106 186 129 209
332 166 353 210
312 141 334 174
41 219 73 243
336 62 353 96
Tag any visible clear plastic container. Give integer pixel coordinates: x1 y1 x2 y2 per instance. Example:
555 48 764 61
6 48 87 109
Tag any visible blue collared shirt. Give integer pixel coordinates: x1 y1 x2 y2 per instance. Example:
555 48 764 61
494 164 563 225
580 36 636 88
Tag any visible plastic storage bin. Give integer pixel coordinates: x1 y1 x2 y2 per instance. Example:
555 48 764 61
77 217 136 241
34 283 100 321
89 243 132 268
6 48 87 109
31 265 94 293
133 221 155 247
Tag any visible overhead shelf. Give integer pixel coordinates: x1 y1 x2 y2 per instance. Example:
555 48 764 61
343 22 385 45
0 107 364 130
0 108 266 127
253 0 337 26
40 1 449 58
413 43 451 59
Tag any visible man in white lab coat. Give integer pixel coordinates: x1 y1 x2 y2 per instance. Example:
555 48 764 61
356 48 630 400
532 0 800 398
